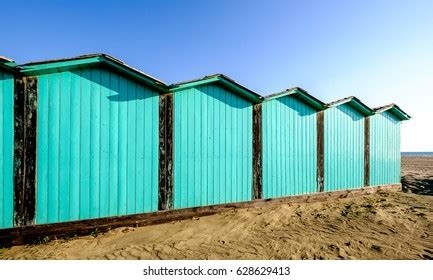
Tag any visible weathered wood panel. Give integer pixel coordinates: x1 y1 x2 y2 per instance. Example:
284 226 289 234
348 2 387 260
13 76 37 227
252 104 263 199
317 111 324 192
364 117 370 186
158 93 173 210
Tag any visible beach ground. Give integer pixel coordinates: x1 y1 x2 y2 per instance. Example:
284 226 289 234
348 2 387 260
1 156 432 260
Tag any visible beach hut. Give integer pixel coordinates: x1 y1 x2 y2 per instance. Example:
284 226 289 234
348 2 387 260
0 57 16 229
369 104 411 186
169 74 262 209
262 88 326 198
0 53 412 241
17 54 166 226
324 96 374 191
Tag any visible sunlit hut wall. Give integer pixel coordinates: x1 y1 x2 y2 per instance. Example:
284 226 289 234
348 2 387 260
20 54 165 225
324 97 374 191
0 52 412 233
0 58 15 229
369 104 410 186
169 75 262 209
262 88 326 198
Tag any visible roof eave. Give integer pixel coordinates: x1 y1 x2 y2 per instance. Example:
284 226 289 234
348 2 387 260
264 87 326 111
169 75 262 103
19 55 168 92
0 64 17 74
0 60 18 74
100 56 167 92
20 56 102 75
328 97 374 116
269 87 327 111
375 105 411 121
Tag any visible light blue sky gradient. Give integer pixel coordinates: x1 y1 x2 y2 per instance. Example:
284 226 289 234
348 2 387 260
1 0 431 151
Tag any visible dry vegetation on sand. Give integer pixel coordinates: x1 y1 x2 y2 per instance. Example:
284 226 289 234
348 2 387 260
1 156 432 260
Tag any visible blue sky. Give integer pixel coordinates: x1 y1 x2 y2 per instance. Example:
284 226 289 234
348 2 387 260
1 0 432 151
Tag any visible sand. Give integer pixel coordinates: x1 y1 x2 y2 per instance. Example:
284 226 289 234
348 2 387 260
1 156 432 260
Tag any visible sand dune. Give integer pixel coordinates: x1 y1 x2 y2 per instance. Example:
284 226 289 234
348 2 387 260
1 156 432 260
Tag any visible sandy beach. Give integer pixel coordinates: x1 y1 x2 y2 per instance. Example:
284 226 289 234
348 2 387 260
1 156 432 260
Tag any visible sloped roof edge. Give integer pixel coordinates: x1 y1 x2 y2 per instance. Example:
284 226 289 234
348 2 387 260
19 53 168 92
264 87 326 110
374 103 411 121
0 56 18 73
327 96 374 116
169 74 263 103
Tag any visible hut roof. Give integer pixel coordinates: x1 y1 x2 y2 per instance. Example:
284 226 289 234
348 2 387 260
20 53 167 92
327 96 374 116
374 103 411 120
170 74 263 103
265 87 326 110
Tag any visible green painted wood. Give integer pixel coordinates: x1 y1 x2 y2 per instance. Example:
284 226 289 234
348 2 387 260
262 96 318 198
324 104 365 191
369 111 401 185
59 72 71 222
36 68 159 224
0 71 14 229
79 69 91 219
108 72 119 217
21 57 101 74
170 76 262 103
48 72 60 222
126 80 137 214
173 84 253 208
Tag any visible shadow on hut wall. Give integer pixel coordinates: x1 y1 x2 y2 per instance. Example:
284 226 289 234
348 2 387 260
72 67 159 102
275 96 317 117
336 104 365 121
401 176 433 196
75 65 256 109
191 84 252 109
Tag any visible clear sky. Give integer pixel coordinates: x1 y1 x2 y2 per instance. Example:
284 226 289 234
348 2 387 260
1 0 432 151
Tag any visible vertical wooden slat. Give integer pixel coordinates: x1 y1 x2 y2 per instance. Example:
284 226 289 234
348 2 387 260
364 117 370 186
252 103 263 199
13 77 25 226
14 76 37 226
317 111 324 192
24 77 37 225
166 94 174 209
159 93 173 210
0 71 15 229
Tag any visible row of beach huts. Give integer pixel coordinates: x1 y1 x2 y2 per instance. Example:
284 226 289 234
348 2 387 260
0 54 410 230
